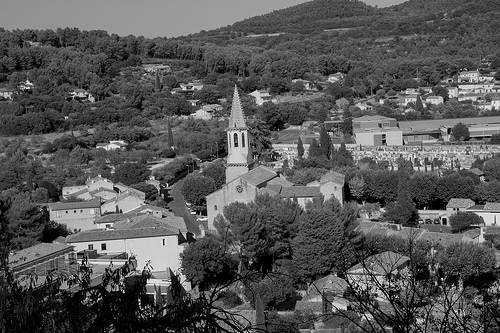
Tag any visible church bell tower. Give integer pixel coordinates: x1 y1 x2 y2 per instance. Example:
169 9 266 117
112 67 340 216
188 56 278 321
226 86 252 183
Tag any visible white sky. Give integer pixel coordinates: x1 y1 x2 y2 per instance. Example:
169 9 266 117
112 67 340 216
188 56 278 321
1 0 406 38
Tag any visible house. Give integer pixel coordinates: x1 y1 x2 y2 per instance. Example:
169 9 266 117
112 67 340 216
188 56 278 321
248 89 275 106
491 97 500 109
95 140 128 151
447 86 459 98
18 80 34 91
425 95 444 105
190 106 215 120
179 82 204 91
296 275 350 314
469 168 485 182
0 87 15 100
291 79 314 90
327 72 344 83
465 202 500 227
95 205 172 229
306 171 345 205
9 243 77 285
48 198 102 231
69 89 95 102
346 251 410 300
404 94 419 105
62 175 115 200
352 115 403 146
459 70 480 83
446 198 475 218
100 190 145 214
66 215 188 275
113 183 146 200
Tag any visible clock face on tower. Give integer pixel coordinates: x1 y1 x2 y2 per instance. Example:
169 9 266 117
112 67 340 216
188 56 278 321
236 185 243 194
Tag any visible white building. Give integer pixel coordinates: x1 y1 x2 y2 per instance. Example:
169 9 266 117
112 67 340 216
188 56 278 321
66 215 187 274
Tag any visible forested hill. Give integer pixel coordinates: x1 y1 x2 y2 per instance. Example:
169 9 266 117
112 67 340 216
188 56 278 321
230 0 379 34
183 0 500 38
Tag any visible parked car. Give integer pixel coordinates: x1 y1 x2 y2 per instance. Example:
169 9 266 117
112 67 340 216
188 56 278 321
197 217 208 222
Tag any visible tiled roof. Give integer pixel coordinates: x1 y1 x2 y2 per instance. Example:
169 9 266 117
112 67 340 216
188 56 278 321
446 198 475 209
308 275 348 297
9 243 74 269
484 202 500 211
257 187 280 196
267 176 293 187
95 212 143 224
240 165 277 186
49 198 101 211
265 184 283 194
469 168 485 176
319 171 345 185
348 251 410 275
67 227 178 243
67 215 184 243
62 185 87 195
280 186 321 198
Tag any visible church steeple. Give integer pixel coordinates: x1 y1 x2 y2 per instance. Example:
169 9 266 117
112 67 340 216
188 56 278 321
228 86 247 129
226 86 253 183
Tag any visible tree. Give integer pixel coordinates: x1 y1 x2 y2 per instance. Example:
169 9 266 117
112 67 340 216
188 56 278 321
382 189 419 226
483 158 500 182
181 175 216 207
439 242 496 282
432 85 449 102
130 182 158 201
297 137 304 160
409 172 438 209
319 126 332 159
307 138 321 158
113 162 151 185
201 161 226 189
449 211 483 232
291 198 358 282
451 122 470 141
180 234 237 290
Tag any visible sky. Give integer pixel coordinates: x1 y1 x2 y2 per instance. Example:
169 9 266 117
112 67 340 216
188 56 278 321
2 0 406 39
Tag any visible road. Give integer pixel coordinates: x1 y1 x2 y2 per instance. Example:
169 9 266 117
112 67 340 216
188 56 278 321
168 178 200 237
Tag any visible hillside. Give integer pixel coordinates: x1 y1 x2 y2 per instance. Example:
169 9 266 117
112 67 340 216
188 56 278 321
231 0 379 34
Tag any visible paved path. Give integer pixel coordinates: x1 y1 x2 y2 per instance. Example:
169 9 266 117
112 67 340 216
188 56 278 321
168 179 200 236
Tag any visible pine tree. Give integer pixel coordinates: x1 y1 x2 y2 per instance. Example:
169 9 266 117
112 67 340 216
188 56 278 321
297 137 304 160
166 116 174 148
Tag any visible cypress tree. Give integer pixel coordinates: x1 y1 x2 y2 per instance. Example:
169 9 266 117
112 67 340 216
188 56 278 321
308 138 320 157
155 70 161 92
319 126 332 159
297 137 304 160
166 116 174 148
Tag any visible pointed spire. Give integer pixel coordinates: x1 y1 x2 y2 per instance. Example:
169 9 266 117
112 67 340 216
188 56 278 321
228 85 247 129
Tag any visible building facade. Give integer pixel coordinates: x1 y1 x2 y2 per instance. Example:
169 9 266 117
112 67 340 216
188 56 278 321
48 198 101 231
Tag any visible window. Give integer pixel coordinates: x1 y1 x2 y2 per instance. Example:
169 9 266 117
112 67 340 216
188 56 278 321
233 133 238 147
74 210 77 213
105 224 112 229
214 205 218 211
65 211 68 214
56 211 62 218
334 186 338 191
101 243 107 251
80 210 83 213
162 239 167 246
242 133 245 147
88 244 94 250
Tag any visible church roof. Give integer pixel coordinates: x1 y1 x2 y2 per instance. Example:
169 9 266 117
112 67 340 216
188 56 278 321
240 165 277 186
281 186 321 198
228 86 247 129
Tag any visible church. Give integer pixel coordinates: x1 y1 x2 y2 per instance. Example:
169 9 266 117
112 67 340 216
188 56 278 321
205 87 346 230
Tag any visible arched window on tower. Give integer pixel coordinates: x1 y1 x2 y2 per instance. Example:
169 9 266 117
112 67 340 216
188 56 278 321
234 133 239 147
242 133 245 148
